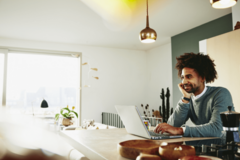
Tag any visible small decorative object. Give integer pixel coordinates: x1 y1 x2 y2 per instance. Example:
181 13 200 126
93 76 99 80
96 127 99 130
143 120 150 130
82 119 95 129
82 62 88 65
153 110 161 118
159 88 174 122
91 68 98 71
55 106 78 126
141 104 162 126
160 89 166 122
166 88 170 120
40 99 48 108
106 125 109 129
234 21 240 30
141 104 150 118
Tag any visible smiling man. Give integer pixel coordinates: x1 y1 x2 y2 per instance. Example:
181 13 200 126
154 53 234 137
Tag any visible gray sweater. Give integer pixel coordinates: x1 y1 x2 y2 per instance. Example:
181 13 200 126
167 86 234 137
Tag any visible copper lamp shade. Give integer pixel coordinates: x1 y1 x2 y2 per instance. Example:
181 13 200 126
140 0 157 43
139 25 157 43
210 0 237 9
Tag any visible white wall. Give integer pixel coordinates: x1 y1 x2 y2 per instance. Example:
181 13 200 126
145 43 172 116
0 37 147 123
199 40 207 55
80 47 147 124
232 2 240 29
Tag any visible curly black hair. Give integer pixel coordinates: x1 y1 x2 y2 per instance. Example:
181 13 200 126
175 53 217 83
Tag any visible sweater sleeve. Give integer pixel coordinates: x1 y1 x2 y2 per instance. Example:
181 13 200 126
184 88 234 137
167 99 190 127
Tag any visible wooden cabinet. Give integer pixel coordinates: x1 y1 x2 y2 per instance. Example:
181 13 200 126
207 29 240 111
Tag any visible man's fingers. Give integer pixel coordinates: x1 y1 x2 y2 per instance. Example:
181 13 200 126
154 123 169 133
154 125 160 133
159 125 165 133
178 83 183 89
154 127 158 133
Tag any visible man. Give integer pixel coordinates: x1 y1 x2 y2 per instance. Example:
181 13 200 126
154 53 234 137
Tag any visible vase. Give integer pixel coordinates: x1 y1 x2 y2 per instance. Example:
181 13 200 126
62 117 74 126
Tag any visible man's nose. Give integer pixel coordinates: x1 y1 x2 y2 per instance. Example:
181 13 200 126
182 78 187 85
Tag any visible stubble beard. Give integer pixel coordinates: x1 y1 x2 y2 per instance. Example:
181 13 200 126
184 84 199 94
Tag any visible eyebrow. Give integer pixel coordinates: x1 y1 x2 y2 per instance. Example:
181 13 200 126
181 74 192 78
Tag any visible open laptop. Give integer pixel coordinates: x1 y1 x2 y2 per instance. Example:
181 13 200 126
115 105 182 140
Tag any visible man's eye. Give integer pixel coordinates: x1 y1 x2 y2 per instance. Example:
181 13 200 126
187 75 191 78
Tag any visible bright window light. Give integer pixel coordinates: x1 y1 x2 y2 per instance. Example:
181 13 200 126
0 54 4 106
6 53 80 115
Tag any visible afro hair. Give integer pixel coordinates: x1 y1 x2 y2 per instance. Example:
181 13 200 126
175 53 217 83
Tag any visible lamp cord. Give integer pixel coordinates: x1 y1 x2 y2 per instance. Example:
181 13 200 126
147 0 148 16
146 0 149 27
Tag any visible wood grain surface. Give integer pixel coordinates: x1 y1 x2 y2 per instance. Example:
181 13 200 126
118 139 183 159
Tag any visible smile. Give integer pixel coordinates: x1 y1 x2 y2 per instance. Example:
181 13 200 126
184 85 192 89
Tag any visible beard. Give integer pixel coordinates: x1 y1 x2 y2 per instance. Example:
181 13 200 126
184 84 198 93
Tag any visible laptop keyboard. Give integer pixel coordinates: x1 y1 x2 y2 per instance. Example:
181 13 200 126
149 131 170 137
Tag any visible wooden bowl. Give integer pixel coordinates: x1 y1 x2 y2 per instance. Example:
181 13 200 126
179 155 222 160
118 140 183 159
159 142 195 160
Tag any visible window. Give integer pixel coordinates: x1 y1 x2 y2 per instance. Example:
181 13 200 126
0 54 4 106
1 49 81 120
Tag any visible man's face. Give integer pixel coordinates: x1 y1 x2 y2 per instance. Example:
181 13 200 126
181 67 205 94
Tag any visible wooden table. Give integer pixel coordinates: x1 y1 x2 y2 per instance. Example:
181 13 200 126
60 128 219 160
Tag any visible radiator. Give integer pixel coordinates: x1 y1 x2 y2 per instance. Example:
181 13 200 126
102 112 125 128
102 112 160 128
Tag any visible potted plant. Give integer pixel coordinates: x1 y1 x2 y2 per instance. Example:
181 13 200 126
55 106 78 126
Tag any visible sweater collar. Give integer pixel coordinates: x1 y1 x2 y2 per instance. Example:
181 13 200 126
192 85 207 100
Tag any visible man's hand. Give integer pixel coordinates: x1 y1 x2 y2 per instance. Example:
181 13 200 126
154 123 184 135
178 83 191 98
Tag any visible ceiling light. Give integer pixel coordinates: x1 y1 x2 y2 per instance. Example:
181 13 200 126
210 0 237 9
139 0 157 43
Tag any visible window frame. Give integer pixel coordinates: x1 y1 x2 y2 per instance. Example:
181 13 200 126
0 47 82 125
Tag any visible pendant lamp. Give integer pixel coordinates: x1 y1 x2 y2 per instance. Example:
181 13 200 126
210 0 237 9
139 0 157 43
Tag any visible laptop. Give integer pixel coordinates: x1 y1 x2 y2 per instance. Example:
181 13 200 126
115 105 182 140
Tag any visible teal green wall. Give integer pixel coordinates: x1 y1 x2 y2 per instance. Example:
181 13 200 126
171 13 233 108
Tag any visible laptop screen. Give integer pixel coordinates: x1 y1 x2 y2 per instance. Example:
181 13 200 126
115 105 151 139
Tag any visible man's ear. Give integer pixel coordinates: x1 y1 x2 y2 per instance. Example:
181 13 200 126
202 77 206 83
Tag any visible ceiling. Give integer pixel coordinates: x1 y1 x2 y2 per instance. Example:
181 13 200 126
0 0 231 51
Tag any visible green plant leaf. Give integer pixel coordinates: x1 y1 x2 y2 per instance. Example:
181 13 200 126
55 113 60 121
62 113 69 118
70 110 78 118
63 107 71 112
60 107 71 117
60 108 64 115
59 107 78 119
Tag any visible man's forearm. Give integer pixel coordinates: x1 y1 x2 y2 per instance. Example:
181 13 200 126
167 99 190 127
